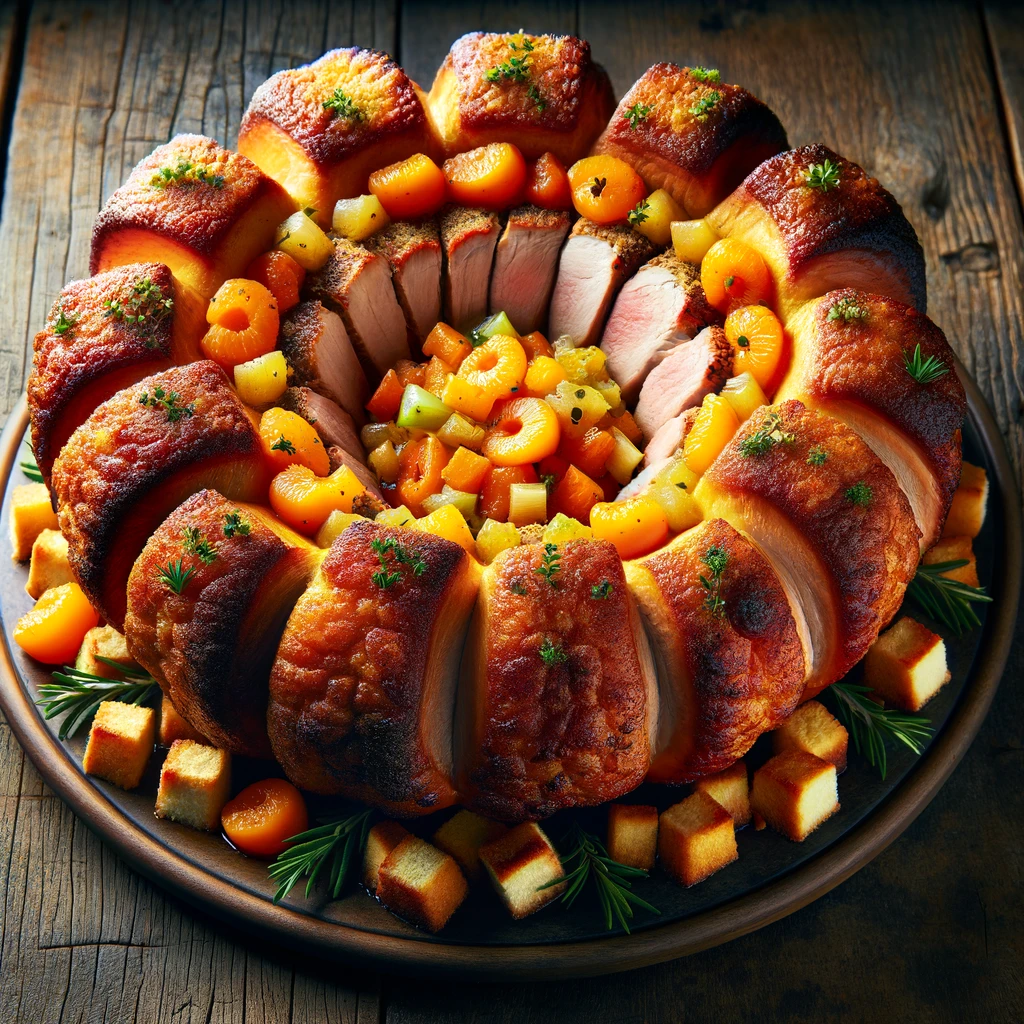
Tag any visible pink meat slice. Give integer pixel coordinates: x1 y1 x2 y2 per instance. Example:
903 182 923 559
440 206 500 332
618 407 700 501
280 386 365 457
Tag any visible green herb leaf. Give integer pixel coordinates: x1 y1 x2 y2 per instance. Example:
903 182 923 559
826 296 868 323
322 88 362 120
370 536 426 588
738 411 795 457
182 526 218 565
105 276 175 347
627 199 650 227
539 636 568 666
534 542 562 586
527 83 546 112
591 580 613 600
623 102 653 129
138 384 194 422
51 306 78 337
151 160 225 190
700 544 728 616
807 445 828 466
20 445 43 483
689 90 721 121
37 664 158 741
902 343 950 385
271 435 297 455
690 66 721 83
156 558 196 595
906 559 992 635
804 159 841 192
223 511 251 538
845 481 872 507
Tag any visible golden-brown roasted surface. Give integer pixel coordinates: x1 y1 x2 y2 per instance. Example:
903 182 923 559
52 362 271 630
695 401 920 698
238 48 439 223
706 145 926 317
592 63 788 217
626 519 804 784
777 289 965 547
90 135 294 298
267 520 479 815
425 31 614 163
28 264 206 486
459 540 656 822
125 491 322 758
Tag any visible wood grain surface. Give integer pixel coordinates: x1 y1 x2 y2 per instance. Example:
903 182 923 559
0 1 1021 1021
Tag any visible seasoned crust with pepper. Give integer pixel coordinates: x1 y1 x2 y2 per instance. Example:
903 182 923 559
267 520 480 815
425 31 614 163
90 135 294 298
238 48 439 225
592 63 788 218
695 401 920 699
777 290 965 548
626 519 804 784
706 145 926 318
28 263 207 486
52 362 271 630
458 540 657 822
125 491 322 758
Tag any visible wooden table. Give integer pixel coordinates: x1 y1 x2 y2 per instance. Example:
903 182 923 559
0 1 1021 1020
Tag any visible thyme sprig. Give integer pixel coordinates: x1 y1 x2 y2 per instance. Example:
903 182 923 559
689 90 721 121
371 536 426 589
182 526 218 565
903 343 950 385
37 661 159 740
700 544 729 616
804 159 841 192
534 542 562 586
223 511 251 538
623 102 653 129
738 411 795 457
106 276 174 347
627 199 650 227
322 88 362 120
539 636 568 666
138 385 194 422
907 559 991 635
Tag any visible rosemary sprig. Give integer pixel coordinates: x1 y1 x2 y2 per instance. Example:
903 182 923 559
268 807 374 904
534 542 562 586
902 343 950 385
804 159 841 192
20 445 44 483
156 558 196 594
37 661 158 740
906 559 991 635
538 823 660 934
623 102 652 129
829 682 932 780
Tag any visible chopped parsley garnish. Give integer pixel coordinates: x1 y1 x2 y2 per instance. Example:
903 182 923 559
51 306 78 336
627 199 650 227
527 84 546 112
689 90 721 121
807 445 829 466
700 545 728 617
534 542 562 586
903 343 950 385
182 526 218 565
138 385 194 423
846 481 873 507
623 102 653 129
591 580 613 600
322 88 362 120
370 536 426 589
509 580 528 596
156 558 196 595
690 66 721 83
804 159 841 192
271 435 297 455
738 411 795 457
827 296 868 323
223 512 251 538
539 636 568 666
151 160 225 189
104 276 174 347
485 37 533 86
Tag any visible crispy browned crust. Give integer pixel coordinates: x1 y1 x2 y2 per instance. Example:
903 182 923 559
571 218 660 275
267 520 478 815
629 519 804 784
593 63 788 217
460 540 653 822
439 204 501 249
426 31 614 162
363 219 441 265
52 362 269 629
125 491 320 758
647 251 721 331
278 301 329 392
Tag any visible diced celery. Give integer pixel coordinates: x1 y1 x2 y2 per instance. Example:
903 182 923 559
421 485 478 519
543 513 593 545
508 482 547 527
396 384 454 432
476 518 520 563
437 412 486 451
470 310 519 347
721 372 768 422
315 510 363 548
376 505 416 528
606 427 645 484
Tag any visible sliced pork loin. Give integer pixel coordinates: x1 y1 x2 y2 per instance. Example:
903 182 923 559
548 220 658 346
616 408 699 501
488 205 571 334
279 302 368 419
305 237 410 379
634 326 733 441
280 386 363 458
327 445 383 499
601 253 721 404
439 206 500 332
364 220 442 346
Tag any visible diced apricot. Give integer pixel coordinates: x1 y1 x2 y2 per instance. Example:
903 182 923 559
397 434 450 515
482 397 560 466
366 369 405 421
537 454 569 487
221 778 309 859
423 322 472 369
244 250 305 313
413 503 476 553
558 428 615 480
591 497 669 560
259 407 330 476
441 375 495 422
724 305 786 393
700 238 773 314
567 155 647 225
457 335 528 400
200 278 280 370
423 355 454 397
550 465 604 523
269 463 365 535
519 331 554 361
480 465 538 522
369 153 447 220
442 446 492 493
394 359 426 388
443 143 527 211
524 152 573 211
524 355 567 397
684 394 741 476
14 582 100 664
599 409 643 446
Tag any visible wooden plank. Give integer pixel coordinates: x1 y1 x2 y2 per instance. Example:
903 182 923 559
985 5 1024 231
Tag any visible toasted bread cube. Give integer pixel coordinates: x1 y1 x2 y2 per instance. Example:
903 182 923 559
432 810 507 880
377 836 468 932
82 700 156 790
658 791 738 886
606 804 659 871
922 535 979 588
942 461 987 538
25 528 72 598
751 751 839 842
10 483 59 562
158 695 207 746
772 702 849 772
75 625 136 680
693 760 752 825
480 822 566 919
155 740 231 831
863 615 951 712
363 820 410 893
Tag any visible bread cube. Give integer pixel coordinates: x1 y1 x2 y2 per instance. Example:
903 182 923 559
155 740 231 831
479 822 566 919
942 461 987 538
606 804 659 870
693 760 752 825
363 820 410 893
82 700 156 790
432 810 507 880
25 528 72 598
751 751 839 842
922 535 979 588
772 701 849 772
158 694 207 746
10 483 59 561
377 836 468 933
75 625 136 679
863 615 950 712
658 791 738 886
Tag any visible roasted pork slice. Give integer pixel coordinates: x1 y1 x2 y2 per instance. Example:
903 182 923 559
28 263 206 486
439 206 500 332
52 361 272 630
591 63 788 218
488 205 571 334
278 301 368 417
305 237 410 378
600 253 721 403
645 407 700 470
125 491 322 758
776 289 965 548
267 520 480 815
706 145 926 320
90 135 294 299
549 220 658 346
634 326 733 441
280 386 363 458
694 401 920 698
625 519 804 784
328 446 383 500
364 220 442 345
457 540 657 822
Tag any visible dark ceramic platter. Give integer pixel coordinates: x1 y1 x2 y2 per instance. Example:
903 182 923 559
0 369 1018 980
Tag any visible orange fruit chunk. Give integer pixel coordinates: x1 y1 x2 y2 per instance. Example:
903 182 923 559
566 155 647 225
221 778 309 859
201 278 279 370
14 583 100 664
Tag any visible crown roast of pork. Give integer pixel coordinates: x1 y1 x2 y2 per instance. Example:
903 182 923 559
26 32 972 827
